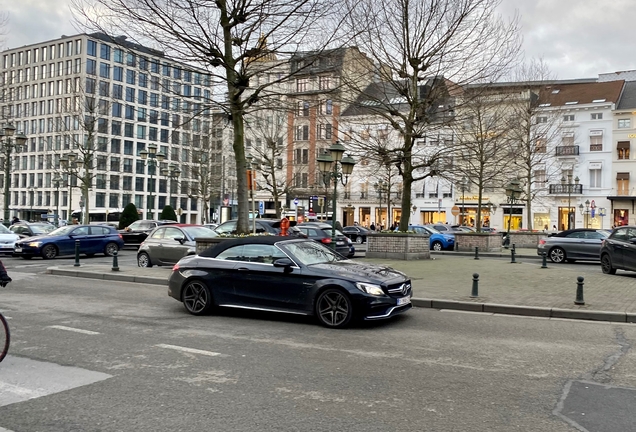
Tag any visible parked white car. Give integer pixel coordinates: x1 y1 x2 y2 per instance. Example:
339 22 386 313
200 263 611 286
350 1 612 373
0 224 20 255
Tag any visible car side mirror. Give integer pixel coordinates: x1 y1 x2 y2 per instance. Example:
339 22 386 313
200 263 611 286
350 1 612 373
273 258 294 271
629 237 636 244
174 237 185 244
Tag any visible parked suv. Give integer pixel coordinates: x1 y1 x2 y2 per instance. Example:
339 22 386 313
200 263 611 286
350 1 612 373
119 219 177 245
600 226 636 274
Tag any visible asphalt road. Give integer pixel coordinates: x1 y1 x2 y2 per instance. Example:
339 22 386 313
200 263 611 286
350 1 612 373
1 269 635 431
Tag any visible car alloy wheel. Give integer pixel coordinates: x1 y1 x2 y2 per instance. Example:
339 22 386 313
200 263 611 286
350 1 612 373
315 289 353 328
104 242 119 256
182 280 213 315
355 236 363 244
42 245 57 259
432 241 443 251
549 247 565 263
137 252 152 268
601 254 617 275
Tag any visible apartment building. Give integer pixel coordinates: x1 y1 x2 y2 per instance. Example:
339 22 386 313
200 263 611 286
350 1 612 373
0 33 214 224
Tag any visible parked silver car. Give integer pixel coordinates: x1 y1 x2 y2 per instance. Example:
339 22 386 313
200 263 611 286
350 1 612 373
137 224 217 267
537 228 609 263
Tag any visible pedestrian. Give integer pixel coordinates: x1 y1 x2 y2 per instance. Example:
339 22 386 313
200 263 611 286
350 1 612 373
0 259 12 286
11 216 19 225
552 224 557 232
370 222 376 231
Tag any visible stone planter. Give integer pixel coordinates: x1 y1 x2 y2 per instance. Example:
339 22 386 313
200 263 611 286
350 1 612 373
195 237 231 254
506 232 548 248
365 233 430 260
454 233 502 252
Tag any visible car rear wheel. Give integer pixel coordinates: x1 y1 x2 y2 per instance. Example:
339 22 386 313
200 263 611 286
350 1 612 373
601 254 617 274
549 247 566 263
355 236 363 244
41 244 57 260
182 279 214 315
137 252 153 268
315 289 353 329
104 242 119 257
431 241 443 251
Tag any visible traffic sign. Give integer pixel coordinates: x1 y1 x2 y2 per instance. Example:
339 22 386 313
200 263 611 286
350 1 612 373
591 200 596 209
451 206 460 216
258 201 264 216
293 197 299 205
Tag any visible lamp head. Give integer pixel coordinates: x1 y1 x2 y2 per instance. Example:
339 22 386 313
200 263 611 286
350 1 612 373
15 133 27 146
328 141 346 163
340 155 356 175
148 143 157 155
156 152 166 162
140 150 149 160
3 124 16 137
317 152 333 173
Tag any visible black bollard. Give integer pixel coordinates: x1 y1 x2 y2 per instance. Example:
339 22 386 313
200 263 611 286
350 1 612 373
73 239 80 267
574 276 585 305
470 273 479 298
541 252 548 269
474 246 479 260
510 247 516 264
112 250 119 271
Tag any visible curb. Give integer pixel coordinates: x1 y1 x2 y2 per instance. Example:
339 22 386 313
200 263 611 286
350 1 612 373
46 267 168 286
412 298 636 323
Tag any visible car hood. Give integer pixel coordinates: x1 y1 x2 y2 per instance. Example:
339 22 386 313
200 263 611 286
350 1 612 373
0 233 19 242
18 234 52 243
307 260 408 285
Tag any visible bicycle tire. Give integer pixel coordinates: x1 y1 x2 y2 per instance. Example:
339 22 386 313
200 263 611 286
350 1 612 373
0 312 9 363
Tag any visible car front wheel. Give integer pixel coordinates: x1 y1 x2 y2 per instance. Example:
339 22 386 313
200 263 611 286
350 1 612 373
137 252 153 268
431 241 443 251
104 242 119 257
601 254 617 274
41 244 58 260
315 289 353 329
182 279 214 315
549 247 566 263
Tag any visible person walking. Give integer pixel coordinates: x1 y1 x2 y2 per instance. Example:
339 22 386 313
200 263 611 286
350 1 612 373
0 260 11 286
370 222 376 231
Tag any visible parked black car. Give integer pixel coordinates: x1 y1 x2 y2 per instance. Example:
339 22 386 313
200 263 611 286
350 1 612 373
297 222 352 257
600 226 636 274
168 236 412 328
342 226 370 244
9 222 56 238
119 220 177 245
214 218 304 237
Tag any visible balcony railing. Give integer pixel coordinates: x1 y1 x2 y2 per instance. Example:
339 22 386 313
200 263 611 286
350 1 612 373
555 145 580 156
548 184 583 194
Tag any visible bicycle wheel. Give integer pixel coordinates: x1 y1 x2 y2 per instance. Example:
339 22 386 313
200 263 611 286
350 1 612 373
0 312 9 363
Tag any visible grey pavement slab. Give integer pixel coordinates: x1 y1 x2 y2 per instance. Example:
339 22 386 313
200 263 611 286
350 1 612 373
45 253 636 320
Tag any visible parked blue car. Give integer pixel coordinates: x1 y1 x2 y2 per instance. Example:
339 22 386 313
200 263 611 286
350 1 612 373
14 224 124 260
400 224 455 251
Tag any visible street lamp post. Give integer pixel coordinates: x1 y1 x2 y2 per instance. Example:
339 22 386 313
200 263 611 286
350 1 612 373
460 177 468 226
504 179 522 248
579 200 590 228
0 124 28 225
161 164 181 209
246 154 259 234
52 174 63 227
561 174 580 230
317 141 356 247
140 143 166 220
28 186 34 221
374 179 387 229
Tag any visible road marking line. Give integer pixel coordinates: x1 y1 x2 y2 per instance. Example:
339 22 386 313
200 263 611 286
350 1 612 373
155 344 223 357
0 427 16 432
47 325 100 335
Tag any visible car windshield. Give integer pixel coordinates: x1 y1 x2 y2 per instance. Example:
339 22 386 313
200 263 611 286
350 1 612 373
321 228 345 237
282 240 346 265
0 225 11 234
49 226 77 236
182 226 218 239
419 226 439 234
31 224 55 234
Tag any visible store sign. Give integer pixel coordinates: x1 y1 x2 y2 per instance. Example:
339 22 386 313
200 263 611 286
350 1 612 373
460 196 490 201
629 134 636 138
589 162 602 169
421 200 441 206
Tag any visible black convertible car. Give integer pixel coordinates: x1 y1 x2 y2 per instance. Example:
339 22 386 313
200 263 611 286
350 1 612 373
168 237 412 328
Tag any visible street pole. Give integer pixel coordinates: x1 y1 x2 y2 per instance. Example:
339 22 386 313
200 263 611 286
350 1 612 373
1 125 27 225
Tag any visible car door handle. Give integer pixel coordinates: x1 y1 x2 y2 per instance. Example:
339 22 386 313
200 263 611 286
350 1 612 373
237 267 250 272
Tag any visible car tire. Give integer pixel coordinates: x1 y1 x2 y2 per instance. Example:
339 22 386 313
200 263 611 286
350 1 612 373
549 247 566 263
601 254 617 275
41 245 58 260
137 252 153 268
355 236 363 244
182 279 214 315
431 241 443 251
104 242 119 257
315 288 353 329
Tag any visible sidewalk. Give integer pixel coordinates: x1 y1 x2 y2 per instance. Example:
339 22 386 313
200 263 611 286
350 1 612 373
46 253 636 323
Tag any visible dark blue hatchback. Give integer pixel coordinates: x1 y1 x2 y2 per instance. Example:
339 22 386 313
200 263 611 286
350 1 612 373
14 225 124 260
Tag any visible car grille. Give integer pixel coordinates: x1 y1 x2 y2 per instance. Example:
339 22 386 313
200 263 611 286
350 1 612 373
386 281 412 297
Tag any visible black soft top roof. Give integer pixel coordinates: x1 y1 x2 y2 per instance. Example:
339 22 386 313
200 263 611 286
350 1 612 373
199 236 304 257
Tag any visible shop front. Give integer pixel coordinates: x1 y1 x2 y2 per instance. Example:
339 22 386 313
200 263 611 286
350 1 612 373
503 206 523 231
532 207 551 231
358 207 371 228
418 199 446 224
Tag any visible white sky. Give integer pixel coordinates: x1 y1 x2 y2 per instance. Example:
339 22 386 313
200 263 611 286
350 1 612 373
2 0 636 80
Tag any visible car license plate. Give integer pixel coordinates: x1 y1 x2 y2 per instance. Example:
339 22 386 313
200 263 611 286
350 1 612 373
337 241 344 246
14 247 22 253
397 296 411 306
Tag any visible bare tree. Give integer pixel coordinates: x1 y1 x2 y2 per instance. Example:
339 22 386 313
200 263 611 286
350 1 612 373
73 0 347 233
340 0 521 231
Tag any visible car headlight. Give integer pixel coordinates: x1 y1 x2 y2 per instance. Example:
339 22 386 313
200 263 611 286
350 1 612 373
355 282 385 296
28 242 41 247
